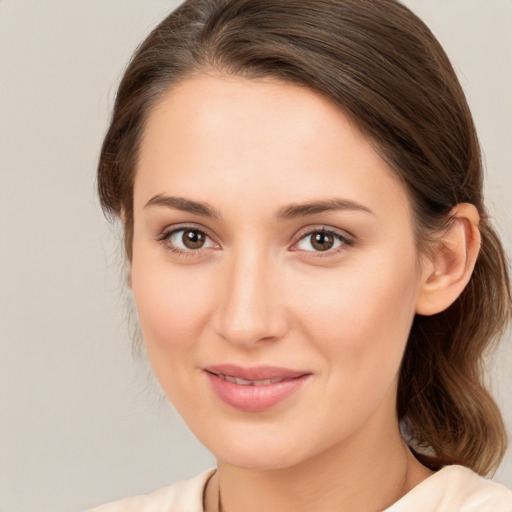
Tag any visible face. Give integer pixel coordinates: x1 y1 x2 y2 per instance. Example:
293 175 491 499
131 75 426 470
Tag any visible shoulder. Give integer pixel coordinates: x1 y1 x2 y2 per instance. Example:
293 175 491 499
86 469 215 512
387 465 512 512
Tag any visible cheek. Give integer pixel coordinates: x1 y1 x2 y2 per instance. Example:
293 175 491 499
130 251 214 366
130 259 220 416
294 248 420 376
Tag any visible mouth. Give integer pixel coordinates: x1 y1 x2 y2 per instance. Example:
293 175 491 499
211 374 293 386
204 364 311 412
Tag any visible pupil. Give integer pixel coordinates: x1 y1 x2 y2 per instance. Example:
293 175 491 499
312 232 333 251
183 230 205 249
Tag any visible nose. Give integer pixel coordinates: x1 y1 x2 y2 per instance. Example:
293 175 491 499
213 248 289 348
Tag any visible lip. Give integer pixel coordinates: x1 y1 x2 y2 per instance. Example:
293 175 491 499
204 364 311 412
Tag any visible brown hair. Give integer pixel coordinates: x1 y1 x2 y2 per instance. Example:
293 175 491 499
97 0 511 475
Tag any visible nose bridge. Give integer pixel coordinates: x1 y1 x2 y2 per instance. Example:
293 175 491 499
215 244 286 346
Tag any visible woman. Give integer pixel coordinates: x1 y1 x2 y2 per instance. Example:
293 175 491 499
90 0 512 510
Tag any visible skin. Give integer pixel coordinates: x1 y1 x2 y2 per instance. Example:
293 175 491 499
130 74 479 511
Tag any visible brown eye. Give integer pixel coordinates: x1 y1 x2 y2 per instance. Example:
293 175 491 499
182 229 206 249
310 231 335 251
295 228 352 254
163 227 217 253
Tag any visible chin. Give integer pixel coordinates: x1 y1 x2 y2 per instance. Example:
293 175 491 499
195 423 321 472
216 447 305 471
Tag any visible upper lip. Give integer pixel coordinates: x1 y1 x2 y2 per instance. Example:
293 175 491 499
204 364 309 382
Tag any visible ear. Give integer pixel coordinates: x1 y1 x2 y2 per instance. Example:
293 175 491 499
415 203 481 316
125 254 133 290
119 207 133 289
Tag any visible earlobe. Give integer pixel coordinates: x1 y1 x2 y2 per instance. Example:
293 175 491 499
119 208 132 289
126 261 133 289
415 203 481 316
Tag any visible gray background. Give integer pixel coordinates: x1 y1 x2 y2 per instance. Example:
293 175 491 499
0 1 510 511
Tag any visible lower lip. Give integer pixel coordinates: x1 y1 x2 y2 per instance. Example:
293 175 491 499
206 373 309 412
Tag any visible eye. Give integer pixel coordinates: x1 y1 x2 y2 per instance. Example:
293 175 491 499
159 227 218 254
294 228 353 254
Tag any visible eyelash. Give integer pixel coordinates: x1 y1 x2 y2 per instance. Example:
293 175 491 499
157 224 218 259
157 225 355 258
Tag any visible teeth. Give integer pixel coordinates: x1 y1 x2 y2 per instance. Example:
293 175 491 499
235 377 253 385
220 374 284 386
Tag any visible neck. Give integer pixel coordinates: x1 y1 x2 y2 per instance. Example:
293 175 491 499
205 413 432 512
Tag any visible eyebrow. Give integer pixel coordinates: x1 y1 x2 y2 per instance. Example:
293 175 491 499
144 194 221 218
275 198 374 219
144 194 374 219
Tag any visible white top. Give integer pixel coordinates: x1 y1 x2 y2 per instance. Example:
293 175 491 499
88 465 512 512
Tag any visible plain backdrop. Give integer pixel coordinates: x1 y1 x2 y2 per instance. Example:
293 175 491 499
0 1 511 511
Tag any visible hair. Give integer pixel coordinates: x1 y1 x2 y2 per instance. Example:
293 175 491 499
97 0 511 475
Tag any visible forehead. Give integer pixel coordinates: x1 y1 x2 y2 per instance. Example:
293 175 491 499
134 74 411 224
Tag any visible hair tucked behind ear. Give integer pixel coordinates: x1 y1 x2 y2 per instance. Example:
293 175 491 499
398 220 511 473
97 0 511 474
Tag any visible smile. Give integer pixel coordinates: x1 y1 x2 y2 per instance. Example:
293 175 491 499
204 365 311 412
214 374 291 386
